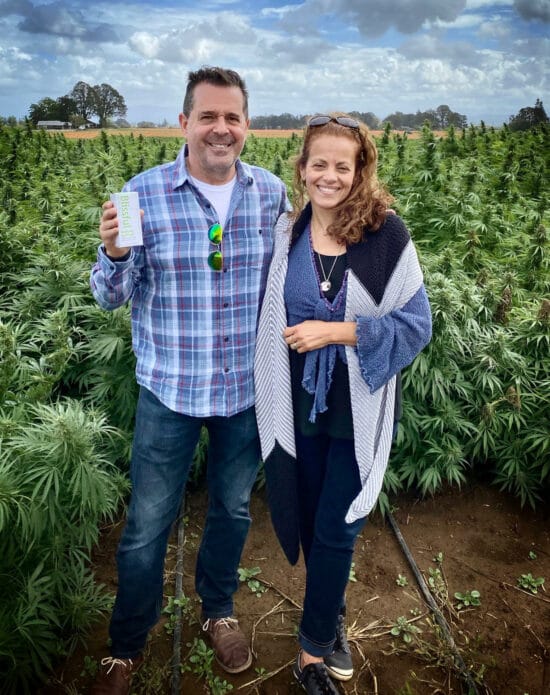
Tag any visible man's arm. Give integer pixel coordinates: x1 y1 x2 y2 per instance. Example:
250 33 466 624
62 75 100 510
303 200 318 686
90 201 142 310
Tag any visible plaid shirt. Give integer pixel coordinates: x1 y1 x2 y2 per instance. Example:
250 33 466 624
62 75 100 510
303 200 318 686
90 145 289 417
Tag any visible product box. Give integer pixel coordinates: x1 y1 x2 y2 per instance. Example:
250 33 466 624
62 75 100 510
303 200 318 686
110 191 143 247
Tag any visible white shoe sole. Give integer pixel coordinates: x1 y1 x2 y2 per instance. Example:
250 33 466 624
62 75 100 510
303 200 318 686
324 663 353 682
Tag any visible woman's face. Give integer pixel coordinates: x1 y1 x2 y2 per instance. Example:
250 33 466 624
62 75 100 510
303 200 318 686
300 133 358 212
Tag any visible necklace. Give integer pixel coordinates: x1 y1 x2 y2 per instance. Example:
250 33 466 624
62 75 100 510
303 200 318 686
317 252 339 292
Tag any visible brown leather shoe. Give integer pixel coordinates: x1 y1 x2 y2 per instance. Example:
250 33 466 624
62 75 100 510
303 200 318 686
202 617 252 673
90 655 143 695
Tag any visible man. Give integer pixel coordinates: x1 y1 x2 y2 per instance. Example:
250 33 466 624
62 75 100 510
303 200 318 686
89 66 289 695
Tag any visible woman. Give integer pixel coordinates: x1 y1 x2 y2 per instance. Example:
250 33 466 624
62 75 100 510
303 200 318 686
254 114 432 694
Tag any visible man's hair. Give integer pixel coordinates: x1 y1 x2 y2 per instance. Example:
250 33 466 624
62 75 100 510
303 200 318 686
183 66 249 117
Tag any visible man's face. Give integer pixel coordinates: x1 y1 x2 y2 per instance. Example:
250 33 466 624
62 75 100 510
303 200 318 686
179 83 249 185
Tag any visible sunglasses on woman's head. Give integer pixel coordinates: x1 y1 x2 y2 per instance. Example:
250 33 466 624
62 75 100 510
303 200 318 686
307 115 360 129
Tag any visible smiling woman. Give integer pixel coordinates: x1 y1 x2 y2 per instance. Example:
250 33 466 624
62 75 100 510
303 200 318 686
254 112 432 694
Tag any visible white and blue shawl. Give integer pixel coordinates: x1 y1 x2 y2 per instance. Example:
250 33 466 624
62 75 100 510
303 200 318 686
254 206 432 563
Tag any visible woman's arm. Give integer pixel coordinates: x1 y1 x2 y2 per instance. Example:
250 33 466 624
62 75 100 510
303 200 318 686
283 320 357 352
355 284 432 393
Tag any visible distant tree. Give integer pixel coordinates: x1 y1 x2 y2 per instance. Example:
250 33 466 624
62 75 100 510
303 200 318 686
56 95 77 122
71 114 88 128
0 115 18 127
383 111 406 128
92 83 127 127
435 105 467 129
349 111 381 129
508 99 548 131
250 113 305 129
136 121 156 128
383 105 466 130
26 81 127 127
70 81 96 121
28 95 77 125
114 118 131 128
28 97 61 124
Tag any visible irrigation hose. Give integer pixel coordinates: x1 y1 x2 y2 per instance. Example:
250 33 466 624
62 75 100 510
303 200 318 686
385 509 481 695
171 495 187 695
168 498 480 693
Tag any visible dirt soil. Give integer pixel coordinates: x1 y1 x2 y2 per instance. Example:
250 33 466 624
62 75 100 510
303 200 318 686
41 482 549 695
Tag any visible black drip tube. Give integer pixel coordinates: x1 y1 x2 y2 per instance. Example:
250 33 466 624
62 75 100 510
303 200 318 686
385 509 481 695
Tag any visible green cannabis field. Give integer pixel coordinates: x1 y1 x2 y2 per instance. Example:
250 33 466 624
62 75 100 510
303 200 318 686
0 123 548 692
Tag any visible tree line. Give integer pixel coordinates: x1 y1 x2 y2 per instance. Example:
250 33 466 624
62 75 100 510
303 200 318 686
250 101 548 132
5 82 548 133
250 105 468 130
28 81 127 128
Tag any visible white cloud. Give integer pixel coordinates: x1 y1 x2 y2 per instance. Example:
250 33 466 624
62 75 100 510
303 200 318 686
129 12 255 63
277 0 468 37
478 17 513 38
0 0 546 125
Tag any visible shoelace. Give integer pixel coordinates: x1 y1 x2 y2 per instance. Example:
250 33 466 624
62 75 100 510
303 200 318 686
335 616 350 654
100 657 134 675
202 616 238 632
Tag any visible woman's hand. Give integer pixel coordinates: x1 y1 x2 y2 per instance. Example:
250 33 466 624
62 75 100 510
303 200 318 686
283 321 357 353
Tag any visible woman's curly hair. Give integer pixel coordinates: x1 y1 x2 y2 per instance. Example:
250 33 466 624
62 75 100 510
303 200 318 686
291 113 394 243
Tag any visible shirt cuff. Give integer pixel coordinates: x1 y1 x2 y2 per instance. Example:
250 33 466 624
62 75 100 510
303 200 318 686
103 246 132 262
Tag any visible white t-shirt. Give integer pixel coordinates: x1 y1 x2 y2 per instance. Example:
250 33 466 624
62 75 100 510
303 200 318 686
188 173 236 227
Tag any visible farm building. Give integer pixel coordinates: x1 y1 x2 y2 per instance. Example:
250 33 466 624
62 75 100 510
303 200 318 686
37 120 71 130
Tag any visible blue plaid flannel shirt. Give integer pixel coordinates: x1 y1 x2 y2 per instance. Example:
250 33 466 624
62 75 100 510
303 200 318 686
90 145 289 417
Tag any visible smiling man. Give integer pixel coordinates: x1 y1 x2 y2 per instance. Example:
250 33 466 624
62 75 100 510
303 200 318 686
179 81 249 184
89 66 289 695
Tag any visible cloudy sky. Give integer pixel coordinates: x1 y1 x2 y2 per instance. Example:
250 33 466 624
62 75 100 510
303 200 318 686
0 0 548 126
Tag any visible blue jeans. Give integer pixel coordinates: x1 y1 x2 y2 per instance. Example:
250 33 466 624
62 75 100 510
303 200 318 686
295 431 367 657
109 387 260 658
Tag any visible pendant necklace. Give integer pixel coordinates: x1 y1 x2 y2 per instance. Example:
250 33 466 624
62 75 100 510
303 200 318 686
317 252 339 293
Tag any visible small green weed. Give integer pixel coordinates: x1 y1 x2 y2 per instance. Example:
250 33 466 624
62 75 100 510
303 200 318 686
517 573 545 594
390 616 422 644
454 589 481 610
162 594 195 634
427 566 447 603
80 655 98 679
349 561 357 582
396 573 408 587
238 566 267 596
182 638 233 694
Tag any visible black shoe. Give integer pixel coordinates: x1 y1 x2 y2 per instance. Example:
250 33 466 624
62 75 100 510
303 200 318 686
324 613 353 681
293 653 339 694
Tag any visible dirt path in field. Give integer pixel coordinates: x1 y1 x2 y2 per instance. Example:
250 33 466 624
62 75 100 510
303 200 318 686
41 482 550 695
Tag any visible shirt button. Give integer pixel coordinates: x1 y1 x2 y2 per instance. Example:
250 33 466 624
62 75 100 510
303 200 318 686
224 367 229 373
224 337 229 342
223 302 229 308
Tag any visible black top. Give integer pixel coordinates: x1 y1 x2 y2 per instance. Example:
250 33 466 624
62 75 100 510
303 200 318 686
289 252 354 439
